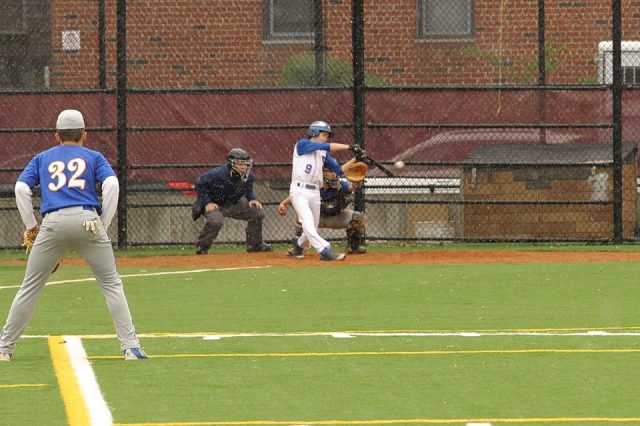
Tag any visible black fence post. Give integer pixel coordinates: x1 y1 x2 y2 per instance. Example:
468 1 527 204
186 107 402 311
352 0 365 212
98 0 106 89
538 0 547 144
612 0 623 243
116 0 128 248
538 0 545 84
313 0 325 87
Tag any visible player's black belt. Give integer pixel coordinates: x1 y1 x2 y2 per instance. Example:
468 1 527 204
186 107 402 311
294 182 317 190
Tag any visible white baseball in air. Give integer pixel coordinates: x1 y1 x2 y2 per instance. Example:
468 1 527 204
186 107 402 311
393 160 405 170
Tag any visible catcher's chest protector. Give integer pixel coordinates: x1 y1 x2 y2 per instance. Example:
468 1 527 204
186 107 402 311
321 186 350 216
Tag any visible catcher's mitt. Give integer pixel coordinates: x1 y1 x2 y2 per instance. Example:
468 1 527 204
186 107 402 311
345 161 368 183
21 226 39 255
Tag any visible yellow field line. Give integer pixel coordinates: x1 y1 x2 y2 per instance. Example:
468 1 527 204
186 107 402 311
89 347 640 360
115 417 640 425
0 383 47 389
48 335 90 426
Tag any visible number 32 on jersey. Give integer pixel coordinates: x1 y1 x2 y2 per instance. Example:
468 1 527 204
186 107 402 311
48 158 87 191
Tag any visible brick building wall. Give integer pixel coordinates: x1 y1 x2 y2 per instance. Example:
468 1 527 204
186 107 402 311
48 0 640 89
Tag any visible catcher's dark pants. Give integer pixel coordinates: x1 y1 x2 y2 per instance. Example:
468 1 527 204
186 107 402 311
196 201 265 251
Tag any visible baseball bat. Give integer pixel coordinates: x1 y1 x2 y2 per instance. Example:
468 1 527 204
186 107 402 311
364 156 395 177
351 144 395 177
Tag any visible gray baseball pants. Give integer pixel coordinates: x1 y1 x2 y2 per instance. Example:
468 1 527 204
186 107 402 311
196 201 265 251
0 206 140 354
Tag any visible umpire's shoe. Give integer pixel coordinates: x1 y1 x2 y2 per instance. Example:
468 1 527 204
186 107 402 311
320 247 346 261
287 237 305 259
247 243 273 253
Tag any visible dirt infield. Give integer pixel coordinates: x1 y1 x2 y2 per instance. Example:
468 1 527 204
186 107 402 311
41 249 640 269
4 249 640 269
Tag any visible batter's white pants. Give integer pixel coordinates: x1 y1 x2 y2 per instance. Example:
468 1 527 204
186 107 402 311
290 184 330 253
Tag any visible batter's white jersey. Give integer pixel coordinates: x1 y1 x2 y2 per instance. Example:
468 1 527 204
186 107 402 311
291 141 326 186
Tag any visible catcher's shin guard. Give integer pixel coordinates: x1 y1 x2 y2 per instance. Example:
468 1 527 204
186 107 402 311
345 212 366 254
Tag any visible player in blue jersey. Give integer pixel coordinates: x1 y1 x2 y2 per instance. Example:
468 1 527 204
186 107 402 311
192 148 272 254
0 109 147 361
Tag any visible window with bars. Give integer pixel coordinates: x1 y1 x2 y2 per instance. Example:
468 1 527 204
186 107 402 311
263 0 314 40
417 0 473 39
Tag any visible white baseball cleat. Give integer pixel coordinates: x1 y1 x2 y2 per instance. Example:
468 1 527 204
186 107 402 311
0 353 12 361
123 348 148 360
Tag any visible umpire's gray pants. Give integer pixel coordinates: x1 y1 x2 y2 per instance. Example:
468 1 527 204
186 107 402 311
196 201 265 251
0 206 140 354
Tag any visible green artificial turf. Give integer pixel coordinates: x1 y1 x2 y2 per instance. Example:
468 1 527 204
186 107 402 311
1 252 640 425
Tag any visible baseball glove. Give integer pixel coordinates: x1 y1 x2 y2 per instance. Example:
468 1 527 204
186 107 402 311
21 226 61 273
21 226 39 255
345 161 368 183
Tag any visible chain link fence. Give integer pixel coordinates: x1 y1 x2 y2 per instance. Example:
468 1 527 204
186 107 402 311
0 1 638 249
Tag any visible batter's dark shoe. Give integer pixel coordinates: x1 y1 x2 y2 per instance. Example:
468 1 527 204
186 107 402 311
196 249 208 255
320 247 346 261
247 243 272 253
287 237 305 259
345 246 367 254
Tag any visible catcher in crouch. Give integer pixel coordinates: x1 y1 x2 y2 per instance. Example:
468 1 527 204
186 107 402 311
278 158 368 257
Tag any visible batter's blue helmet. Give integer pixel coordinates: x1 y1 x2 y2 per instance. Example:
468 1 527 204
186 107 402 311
308 121 334 138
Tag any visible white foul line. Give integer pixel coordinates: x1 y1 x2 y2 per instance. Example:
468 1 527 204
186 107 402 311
23 328 640 341
37 329 640 340
64 336 113 426
198 330 640 339
0 265 271 290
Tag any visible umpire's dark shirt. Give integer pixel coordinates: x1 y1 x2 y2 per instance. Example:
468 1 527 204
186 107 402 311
195 164 256 206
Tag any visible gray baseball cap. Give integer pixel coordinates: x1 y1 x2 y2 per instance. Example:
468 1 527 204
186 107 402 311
56 109 85 130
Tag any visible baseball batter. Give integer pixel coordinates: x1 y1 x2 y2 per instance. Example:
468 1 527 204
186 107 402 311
0 109 147 361
289 121 352 261
279 159 368 256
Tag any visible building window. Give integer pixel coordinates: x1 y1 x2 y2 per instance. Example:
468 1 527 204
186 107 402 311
623 67 640 85
418 0 473 39
0 0 26 34
264 0 314 40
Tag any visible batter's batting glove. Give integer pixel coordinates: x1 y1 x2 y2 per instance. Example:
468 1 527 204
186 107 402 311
349 144 366 161
350 144 363 155
83 220 100 235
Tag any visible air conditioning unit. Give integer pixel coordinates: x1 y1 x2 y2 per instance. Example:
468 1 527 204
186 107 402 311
596 40 640 84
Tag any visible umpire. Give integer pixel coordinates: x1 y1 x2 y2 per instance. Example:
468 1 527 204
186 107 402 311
192 148 272 254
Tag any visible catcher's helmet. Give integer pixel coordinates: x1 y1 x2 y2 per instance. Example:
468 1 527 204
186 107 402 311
322 167 340 188
308 121 334 138
227 148 253 181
